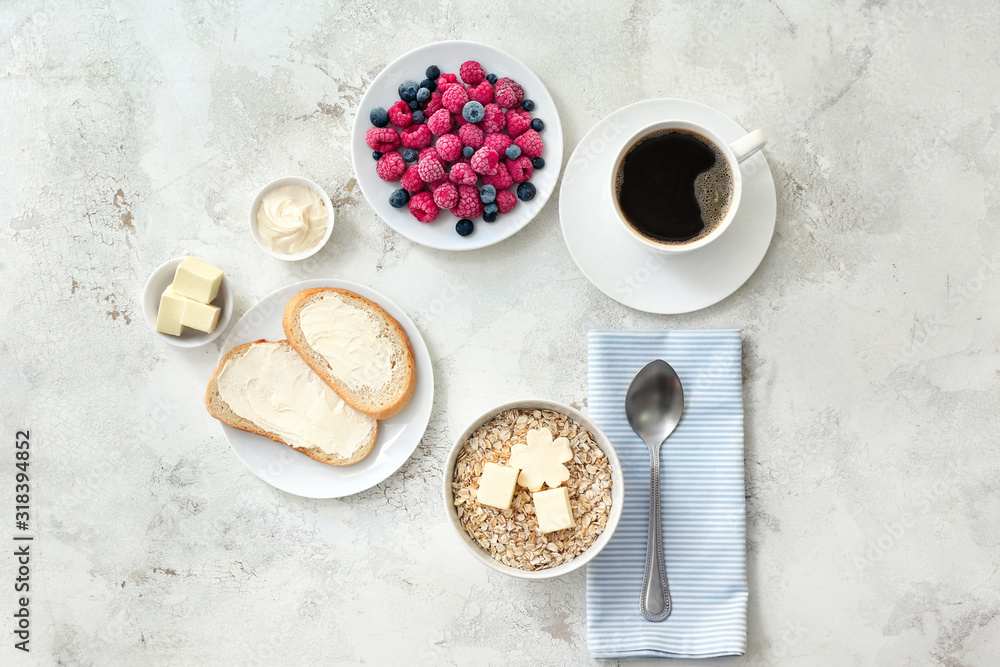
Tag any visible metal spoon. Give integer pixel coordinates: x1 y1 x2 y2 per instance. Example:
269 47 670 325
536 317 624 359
626 359 684 622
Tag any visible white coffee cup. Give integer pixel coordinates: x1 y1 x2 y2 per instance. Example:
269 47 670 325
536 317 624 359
610 121 766 253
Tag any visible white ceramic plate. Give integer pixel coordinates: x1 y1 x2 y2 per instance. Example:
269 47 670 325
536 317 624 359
352 40 563 251
217 279 434 498
559 98 777 314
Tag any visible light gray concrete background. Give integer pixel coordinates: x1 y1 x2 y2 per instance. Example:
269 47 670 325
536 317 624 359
2 0 999 664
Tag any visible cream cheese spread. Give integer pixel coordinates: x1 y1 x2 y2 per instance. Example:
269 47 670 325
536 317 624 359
256 184 328 255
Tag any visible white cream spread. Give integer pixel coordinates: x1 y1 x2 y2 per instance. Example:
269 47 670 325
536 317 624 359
217 343 373 457
256 184 328 254
298 293 395 391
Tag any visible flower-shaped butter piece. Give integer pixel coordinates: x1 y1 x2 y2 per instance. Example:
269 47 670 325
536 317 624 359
508 428 572 492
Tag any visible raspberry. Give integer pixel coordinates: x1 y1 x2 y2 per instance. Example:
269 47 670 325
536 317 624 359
482 161 513 190
470 147 499 175
400 124 432 150
417 153 446 182
436 81 454 96
442 85 469 114
427 177 449 192
400 165 424 192
505 108 531 138
458 123 484 149
376 152 406 181
434 133 463 162
449 162 477 186
424 92 443 115
387 101 413 128
481 103 505 133
438 72 458 85
450 184 484 219
408 191 439 223
426 109 453 135
466 81 493 105
366 126 400 152
432 181 459 209
482 132 512 155
506 155 534 183
494 77 524 108
513 129 544 159
496 189 517 214
459 61 485 85
454 114 467 129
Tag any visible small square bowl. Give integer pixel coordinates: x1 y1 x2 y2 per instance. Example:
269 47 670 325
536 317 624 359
142 256 232 348
249 176 335 261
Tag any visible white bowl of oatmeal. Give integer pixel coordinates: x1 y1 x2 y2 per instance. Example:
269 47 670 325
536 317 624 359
443 400 624 579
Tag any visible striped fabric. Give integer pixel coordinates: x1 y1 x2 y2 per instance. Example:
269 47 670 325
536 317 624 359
586 330 748 659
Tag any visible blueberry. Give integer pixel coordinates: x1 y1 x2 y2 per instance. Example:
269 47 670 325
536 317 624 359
409 100 420 110
420 78 437 93
372 150 383 160
479 184 496 204
532 157 545 169
402 148 418 163
483 202 499 223
530 118 544 131
389 189 410 208
398 80 419 102
462 101 485 124
521 99 535 112
486 73 498 84
416 87 431 103
456 218 474 236
516 182 536 201
412 110 425 124
462 145 475 158
370 106 389 127
426 65 440 80
505 145 521 160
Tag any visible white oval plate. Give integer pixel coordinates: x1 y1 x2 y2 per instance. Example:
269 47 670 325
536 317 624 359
352 40 563 251
217 279 434 498
559 98 777 314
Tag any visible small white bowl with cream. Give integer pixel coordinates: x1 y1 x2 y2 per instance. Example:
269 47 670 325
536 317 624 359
250 176 334 260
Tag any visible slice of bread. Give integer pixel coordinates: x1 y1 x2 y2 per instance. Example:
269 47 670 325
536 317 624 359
283 288 417 420
205 340 378 466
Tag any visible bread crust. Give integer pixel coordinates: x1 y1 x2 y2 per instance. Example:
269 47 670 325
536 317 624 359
204 339 378 466
282 288 417 420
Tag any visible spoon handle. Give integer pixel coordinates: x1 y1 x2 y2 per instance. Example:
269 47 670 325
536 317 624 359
641 448 671 621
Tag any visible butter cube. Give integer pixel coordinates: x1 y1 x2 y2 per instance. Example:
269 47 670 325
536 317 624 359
533 487 576 533
155 286 186 336
172 256 223 304
180 298 220 333
476 463 520 510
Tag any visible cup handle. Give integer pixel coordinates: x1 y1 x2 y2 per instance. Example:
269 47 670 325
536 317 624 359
729 129 767 163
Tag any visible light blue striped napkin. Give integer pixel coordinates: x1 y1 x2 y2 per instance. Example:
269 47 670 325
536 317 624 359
587 330 748 659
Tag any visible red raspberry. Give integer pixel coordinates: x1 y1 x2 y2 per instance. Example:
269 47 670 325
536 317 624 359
466 81 493 105
387 101 413 128
434 133 463 162
408 191 439 223
470 147 499 175
424 92 444 115
458 123 484 149
376 152 406 181
442 85 469 114
481 103 505 133
494 77 524 108
451 184 484 218
366 126 400 152
507 155 534 183
454 114 468 129
483 132 512 155
419 147 438 161
483 161 513 190
436 81 455 96
400 165 424 192
432 181 459 209
426 109 453 135
504 108 531 138
513 129 544 159
449 162 477 186
400 124 433 149
459 61 485 85
496 189 517 214
438 73 458 85
417 153 446 182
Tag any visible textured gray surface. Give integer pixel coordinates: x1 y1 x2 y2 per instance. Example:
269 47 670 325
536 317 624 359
2 0 999 665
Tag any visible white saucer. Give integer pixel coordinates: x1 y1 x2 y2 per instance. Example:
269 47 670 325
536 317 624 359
559 99 776 314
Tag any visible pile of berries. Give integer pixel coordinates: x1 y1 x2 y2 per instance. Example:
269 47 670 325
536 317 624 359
366 60 546 237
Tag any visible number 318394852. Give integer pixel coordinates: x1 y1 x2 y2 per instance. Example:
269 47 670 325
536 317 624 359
15 431 29 525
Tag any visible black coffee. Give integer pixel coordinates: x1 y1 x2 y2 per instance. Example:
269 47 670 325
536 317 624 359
615 129 733 244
